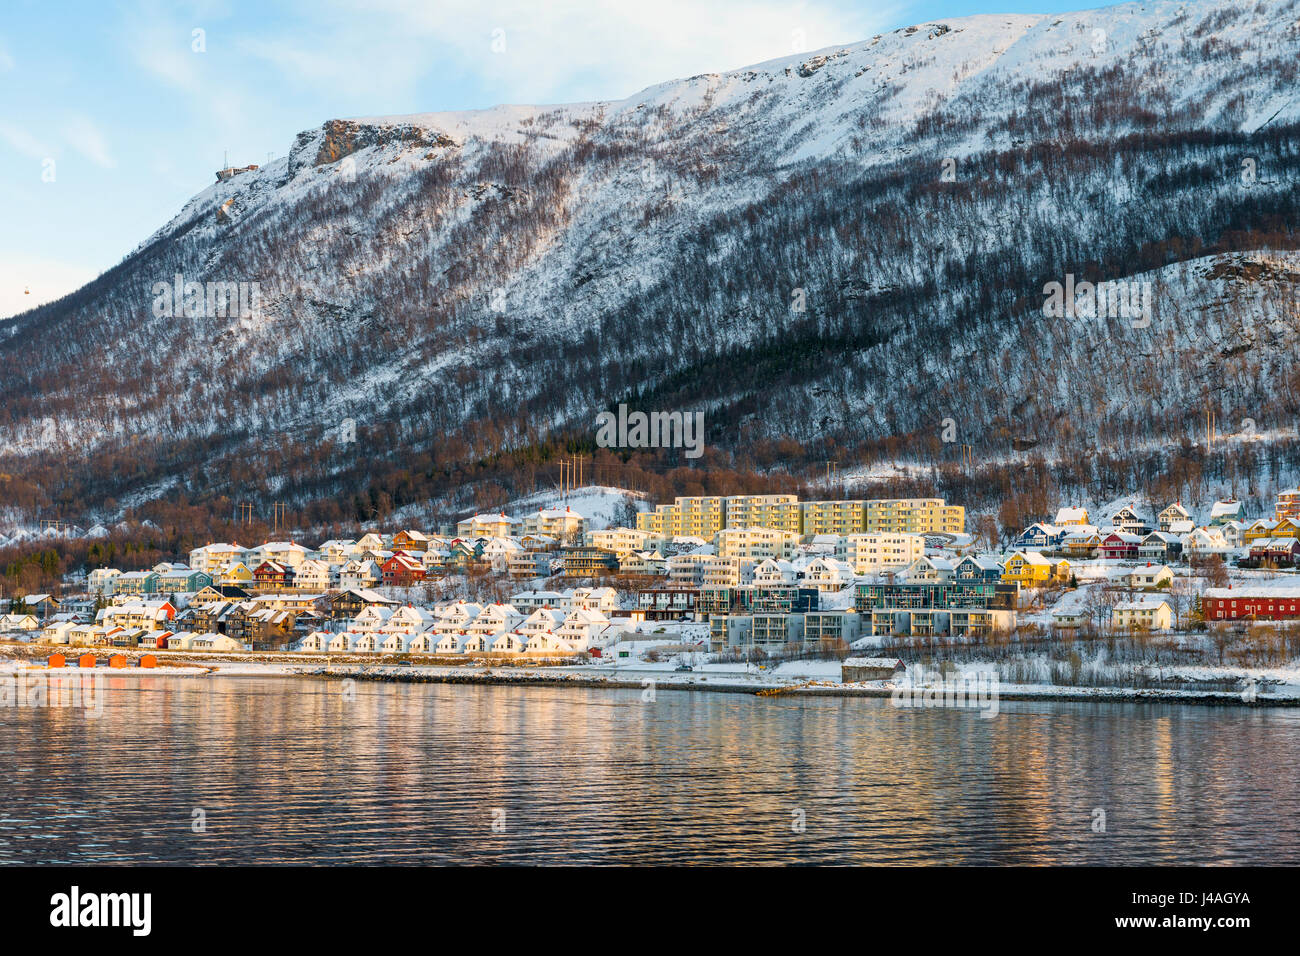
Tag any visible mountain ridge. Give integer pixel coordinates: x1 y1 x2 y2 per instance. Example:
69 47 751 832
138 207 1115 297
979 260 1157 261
2 0 1299 529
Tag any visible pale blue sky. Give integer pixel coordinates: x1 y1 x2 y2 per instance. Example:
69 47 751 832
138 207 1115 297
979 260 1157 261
0 0 1089 317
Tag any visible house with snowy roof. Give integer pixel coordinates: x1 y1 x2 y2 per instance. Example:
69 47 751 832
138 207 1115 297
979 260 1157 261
1112 598 1172 631
902 555 955 583
1158 503 1192 532
1139 531 1182 563
1014 522 1065 550
522 506 584 544
1110 505 1152 536
1001 551 1069 585
456 512 521 540
1208 500 1243 526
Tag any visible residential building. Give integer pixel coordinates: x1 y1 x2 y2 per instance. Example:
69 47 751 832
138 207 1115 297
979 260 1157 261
1053 506 1089 526
587 527 653 556
803 609 863 646
869 606 1016 638
636 587 699 620
636 496 727 539
1158 503 1192 532
715 526 798 561
1276 488 1300 521
1208 500 1243 526
456 512 522 540
1111 505 1152 535
724 494 802 534
1202 584 1300 621
1002 552 1068 586
1112 599 1173 631
114 570 159 597
862 498 964 536
801 500 866 537
840 533 924 574
87 568 122 597
522 507 585 544
562 546 619 578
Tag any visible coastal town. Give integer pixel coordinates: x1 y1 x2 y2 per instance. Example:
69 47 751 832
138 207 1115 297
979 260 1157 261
3 489 1300 699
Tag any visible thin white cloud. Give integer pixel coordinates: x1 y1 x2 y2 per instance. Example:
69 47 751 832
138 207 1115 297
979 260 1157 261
0 41 14 72
64 115 115 168
0 122 50 160
243 0 904 105
124 12 202 92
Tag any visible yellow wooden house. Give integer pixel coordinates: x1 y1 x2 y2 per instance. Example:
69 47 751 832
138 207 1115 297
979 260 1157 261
1002 551 1071 586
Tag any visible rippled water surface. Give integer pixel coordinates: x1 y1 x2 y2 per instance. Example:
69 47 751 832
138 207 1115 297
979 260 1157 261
2 676 1298 864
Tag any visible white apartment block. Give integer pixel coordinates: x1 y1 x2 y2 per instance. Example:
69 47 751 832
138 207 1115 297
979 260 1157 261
840 533 925 574
457 512 522 539
522 507 585 544
586 526 654 555
715 526 799 560
701 556 761 588
188 543 250 575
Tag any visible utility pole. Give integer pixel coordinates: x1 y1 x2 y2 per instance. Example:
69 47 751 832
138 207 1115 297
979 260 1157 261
271 502 288 535
825 460 837 486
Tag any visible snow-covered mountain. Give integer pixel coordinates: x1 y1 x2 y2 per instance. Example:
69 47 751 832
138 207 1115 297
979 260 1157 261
3 0 1300 524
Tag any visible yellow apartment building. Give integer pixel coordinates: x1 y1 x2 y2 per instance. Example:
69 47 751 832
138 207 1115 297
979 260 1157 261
723 494 802 534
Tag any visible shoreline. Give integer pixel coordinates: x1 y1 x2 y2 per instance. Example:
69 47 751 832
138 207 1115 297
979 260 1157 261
4 641 1297 708
292 666 1300 707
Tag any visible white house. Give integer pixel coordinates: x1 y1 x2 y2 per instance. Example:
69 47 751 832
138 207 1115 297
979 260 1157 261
555 609 611 649
569 586 620 613
901 556 955 583
1112 599 1173 631
801 556 856 591
525 632 577 655
88 568 122 596
434 633 468 654
291 559 333 591
379 632 419 653
752 558 798 586
408 632 439 653
491 633 528 654
1127 564 1174 590
515 607 565 639
339 559 383 590
299 631 333 652
351 605 395 632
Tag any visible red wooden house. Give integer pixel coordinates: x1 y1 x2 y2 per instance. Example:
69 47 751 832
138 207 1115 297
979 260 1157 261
381 553 426 587
253 560 292 590
1247 538 1300 567
1100 532 1141 560
1202 585 1300 621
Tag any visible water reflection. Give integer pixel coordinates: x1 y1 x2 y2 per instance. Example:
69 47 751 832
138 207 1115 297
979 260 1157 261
0 677 1297 864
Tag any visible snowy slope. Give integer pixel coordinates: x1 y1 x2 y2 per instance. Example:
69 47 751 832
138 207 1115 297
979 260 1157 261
2 0 1300 522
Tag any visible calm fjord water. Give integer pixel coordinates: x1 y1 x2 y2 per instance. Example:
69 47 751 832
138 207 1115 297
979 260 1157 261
2 676 1297 865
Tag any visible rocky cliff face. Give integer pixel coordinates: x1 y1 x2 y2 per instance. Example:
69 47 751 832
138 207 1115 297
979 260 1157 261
289 119 460 177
